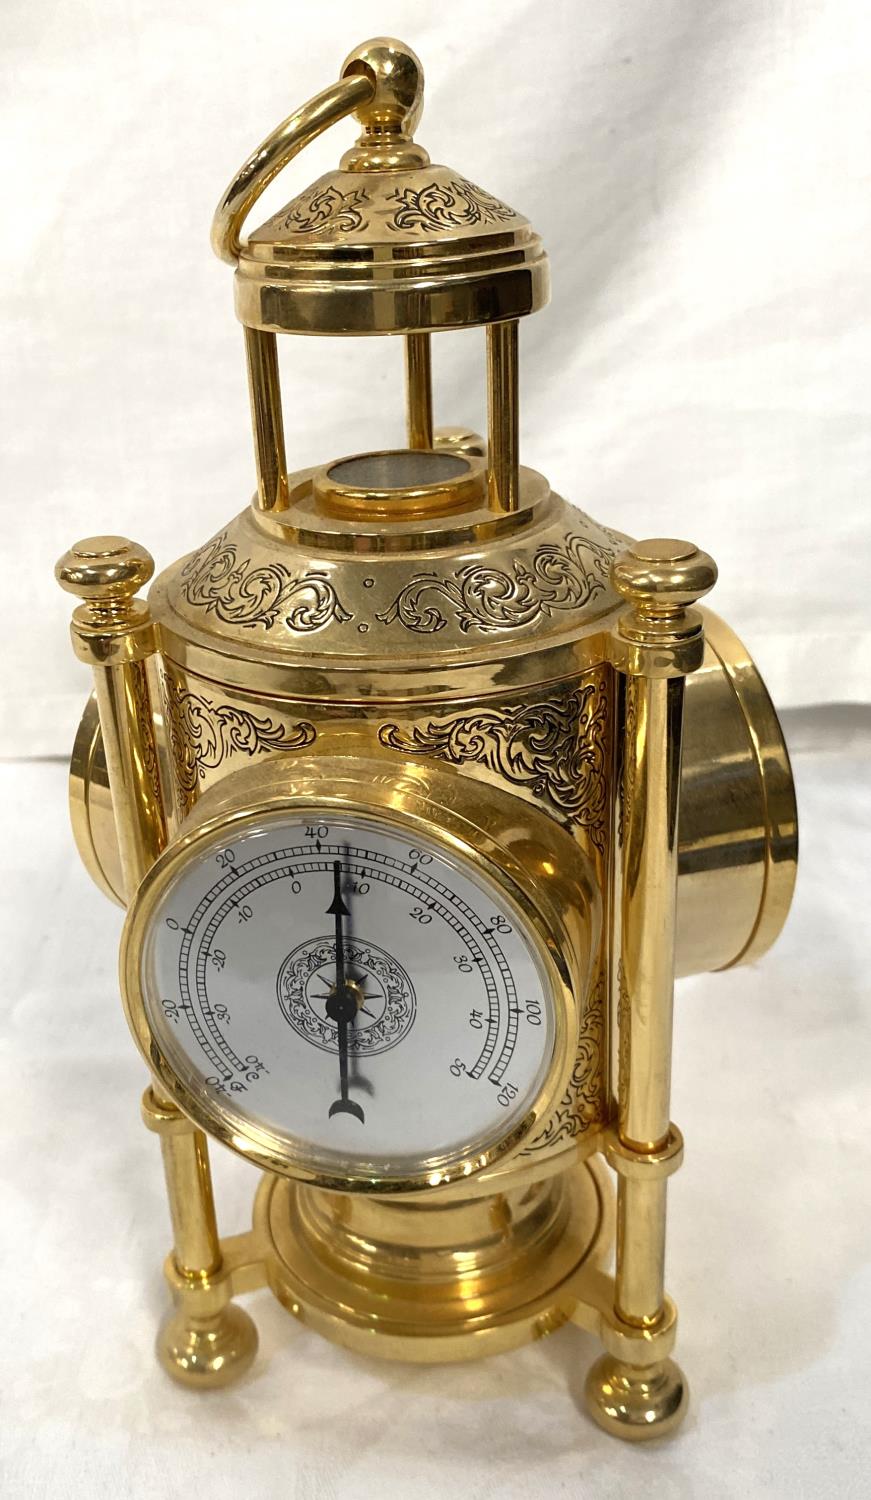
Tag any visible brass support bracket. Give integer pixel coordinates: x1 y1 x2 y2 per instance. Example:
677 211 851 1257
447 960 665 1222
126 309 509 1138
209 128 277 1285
162 1231 267 1316
570 1267 679 1368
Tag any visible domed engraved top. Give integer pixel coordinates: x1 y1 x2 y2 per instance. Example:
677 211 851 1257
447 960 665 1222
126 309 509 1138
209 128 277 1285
230 39 547 333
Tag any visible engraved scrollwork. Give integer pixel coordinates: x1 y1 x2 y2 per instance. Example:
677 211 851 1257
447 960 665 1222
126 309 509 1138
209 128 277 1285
523 975 606 1152
616 680 637 850
375 531 617 635
617 960 631 1118
379 670 610 852
278 183 370 235
179 532 352 633
387 177 518 233
131 662 164 810
161 674 316 814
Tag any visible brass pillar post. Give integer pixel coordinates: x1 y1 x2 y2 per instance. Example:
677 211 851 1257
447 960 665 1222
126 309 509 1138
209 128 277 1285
55 537 167 899
405 332 434 449
142 1088 259 1387
57 539 258 1385
486 319 519 512
586 537 716 1441
244 326 288 512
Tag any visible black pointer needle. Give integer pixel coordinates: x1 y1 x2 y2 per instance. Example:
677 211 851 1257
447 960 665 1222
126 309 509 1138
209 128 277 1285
325 859 365 1124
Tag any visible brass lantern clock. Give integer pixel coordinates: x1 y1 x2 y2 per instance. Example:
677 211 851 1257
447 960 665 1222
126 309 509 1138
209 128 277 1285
56 39 797 1442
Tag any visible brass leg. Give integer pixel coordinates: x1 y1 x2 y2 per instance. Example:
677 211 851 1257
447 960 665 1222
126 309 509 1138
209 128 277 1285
585 540 716 1440
142 1088 260 1388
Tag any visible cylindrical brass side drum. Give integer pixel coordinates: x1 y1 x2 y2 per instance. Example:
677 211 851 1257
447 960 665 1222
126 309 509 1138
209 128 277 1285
70 606 797 977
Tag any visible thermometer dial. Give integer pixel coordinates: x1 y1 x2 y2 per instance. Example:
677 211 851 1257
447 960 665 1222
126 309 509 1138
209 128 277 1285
128 810 558 1184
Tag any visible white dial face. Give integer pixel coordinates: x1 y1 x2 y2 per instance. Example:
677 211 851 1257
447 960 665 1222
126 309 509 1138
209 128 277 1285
137 812 556 1181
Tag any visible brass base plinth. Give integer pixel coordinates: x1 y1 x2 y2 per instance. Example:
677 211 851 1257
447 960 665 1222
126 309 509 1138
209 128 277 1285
584 1354 688 1441
157 1303 259 1389
254 1158 610 1363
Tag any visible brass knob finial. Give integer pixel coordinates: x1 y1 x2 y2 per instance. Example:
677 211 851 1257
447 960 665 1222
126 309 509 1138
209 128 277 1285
612 539 717 618
611 538 717 670
340 38 429 171
56 536 155 606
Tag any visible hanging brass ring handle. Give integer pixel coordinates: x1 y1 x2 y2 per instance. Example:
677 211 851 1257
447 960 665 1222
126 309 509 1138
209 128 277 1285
210 72 375 265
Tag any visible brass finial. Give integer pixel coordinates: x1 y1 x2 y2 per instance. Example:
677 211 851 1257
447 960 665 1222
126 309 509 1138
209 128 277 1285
613 539 717 623
56 537 156 660
611 538 717 671
56 536 154 615
340 38 429 171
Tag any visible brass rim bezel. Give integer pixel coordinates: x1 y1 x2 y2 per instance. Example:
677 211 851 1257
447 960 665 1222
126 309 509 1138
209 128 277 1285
119 760 585 1194
312 448 486 519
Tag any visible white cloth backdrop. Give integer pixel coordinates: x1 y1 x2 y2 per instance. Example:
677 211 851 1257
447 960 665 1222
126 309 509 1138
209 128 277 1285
3 0 870 756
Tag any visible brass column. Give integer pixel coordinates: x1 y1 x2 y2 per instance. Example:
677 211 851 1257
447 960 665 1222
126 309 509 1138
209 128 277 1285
245 327 288 512
55 537 166 898
142 1088 259 1386
486 320 519 512
586 537 716 1440
405 332 434 449
56 537 258 1386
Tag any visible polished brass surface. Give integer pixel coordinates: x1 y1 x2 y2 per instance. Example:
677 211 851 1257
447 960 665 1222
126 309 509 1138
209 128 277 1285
313 447 486 519
679 611 798 974
147 479 620 689
339 39 429 173
211 72 375 266
56 34 798 1444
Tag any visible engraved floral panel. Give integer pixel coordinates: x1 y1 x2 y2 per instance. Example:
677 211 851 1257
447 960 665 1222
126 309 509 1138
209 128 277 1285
179 532 352 634
161 674 316 816
379 669 610 852
522 975 607 1152
376 528 617 636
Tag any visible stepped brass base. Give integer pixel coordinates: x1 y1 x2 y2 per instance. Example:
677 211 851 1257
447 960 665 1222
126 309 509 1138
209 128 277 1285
254 1157 611 1363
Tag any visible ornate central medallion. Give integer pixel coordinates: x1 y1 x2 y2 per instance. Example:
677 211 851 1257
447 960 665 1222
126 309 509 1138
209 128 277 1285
277 936 416 1056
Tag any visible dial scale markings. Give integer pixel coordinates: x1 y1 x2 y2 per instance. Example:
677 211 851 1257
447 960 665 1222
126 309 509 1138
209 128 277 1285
142 815 555 1175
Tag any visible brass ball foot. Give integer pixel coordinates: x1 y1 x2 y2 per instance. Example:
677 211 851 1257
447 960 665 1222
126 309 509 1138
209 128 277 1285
157 1303 258 1390
584 1355 688 1441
